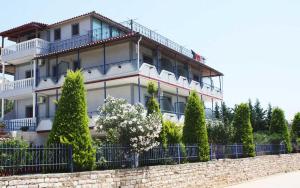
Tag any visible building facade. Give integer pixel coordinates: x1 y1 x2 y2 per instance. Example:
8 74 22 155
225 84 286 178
0 11 223 144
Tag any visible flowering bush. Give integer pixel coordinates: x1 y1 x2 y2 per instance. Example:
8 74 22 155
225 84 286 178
96 96 162 153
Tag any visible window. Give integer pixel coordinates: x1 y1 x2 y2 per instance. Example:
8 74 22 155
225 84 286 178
54 28 61 41
111 28 120 37
25 70 32 78
143 55 153 65
72 23 79 36
25 106 33 118
73 60 81 70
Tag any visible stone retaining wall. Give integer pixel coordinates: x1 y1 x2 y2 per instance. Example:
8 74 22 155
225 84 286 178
1 154 300 188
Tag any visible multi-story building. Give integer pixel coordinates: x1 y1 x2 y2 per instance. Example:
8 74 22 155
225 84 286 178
0 11 223 144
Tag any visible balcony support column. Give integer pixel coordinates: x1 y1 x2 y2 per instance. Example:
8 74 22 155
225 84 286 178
55 56 58 82
55 89 58 110
104 82 107 101
32 93 36 119
33 60 37 88
211 98 214 118
157 81 161 109
103 44 107 101
176 87 179 119
1 62 5 119
138 76 141 103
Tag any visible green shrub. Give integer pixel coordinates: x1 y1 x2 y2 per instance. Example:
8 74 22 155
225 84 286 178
270 107 292 153
183 91 209 161
163 120 182 144
207 120 234 144
48 70 95 170
233 103 255 157
253 131 282 144
291 113 300 143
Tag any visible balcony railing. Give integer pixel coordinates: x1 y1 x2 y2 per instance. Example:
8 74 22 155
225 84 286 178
1 78 33 91
1 39 49 62
3 118 36 131
121 20 205 63
140 62 223 98
1 27 126 62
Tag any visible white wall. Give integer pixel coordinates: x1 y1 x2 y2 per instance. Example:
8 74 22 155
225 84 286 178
49 17 91 42
15 63 32 80
15 98 32 119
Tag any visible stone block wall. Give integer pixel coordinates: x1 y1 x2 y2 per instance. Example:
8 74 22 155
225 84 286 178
1 154 300 188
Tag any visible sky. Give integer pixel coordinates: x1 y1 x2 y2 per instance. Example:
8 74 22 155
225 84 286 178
0 0 299 120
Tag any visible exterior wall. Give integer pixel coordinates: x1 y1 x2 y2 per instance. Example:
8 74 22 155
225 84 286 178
15 98 32 119
15 62 32 80
1 154 300 188
49 17 91 42
38 42 131 79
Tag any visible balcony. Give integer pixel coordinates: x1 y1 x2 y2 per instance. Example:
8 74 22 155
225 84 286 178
0 78 33 99
1 39 49 64
139 62 223 99
2 118 36 131
37 59 139 90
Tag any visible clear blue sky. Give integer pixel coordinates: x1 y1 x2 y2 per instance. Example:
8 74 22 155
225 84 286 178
1 0 299 120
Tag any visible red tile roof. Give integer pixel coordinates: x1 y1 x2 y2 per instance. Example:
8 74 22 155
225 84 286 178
0 22 48 38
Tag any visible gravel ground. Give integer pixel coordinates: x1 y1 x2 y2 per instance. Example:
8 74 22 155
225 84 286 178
226 171 300 188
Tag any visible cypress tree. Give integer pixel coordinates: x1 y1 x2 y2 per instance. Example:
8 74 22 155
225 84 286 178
265 103 272 131
253 99 267 131
48 70 95 170
183 91 209 161
146 82 160 115
248 99 256 131
270 107 292 153
291 113 300 143
233 103 255 157
146 82 166 146
214 102 220 119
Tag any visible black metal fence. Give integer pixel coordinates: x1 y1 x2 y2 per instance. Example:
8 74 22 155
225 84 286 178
0 143 71 176
95 143 286 169
0 143 288 176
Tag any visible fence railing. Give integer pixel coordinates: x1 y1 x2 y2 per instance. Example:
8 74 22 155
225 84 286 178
0 143 287 176
3 118 36 131
95 143 286 169
0 143 71 176
1 78 33 91
1 38 49 57
121 20 202 62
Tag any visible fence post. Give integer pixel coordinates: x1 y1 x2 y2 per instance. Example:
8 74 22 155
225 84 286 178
235 143 238 158
68 145 73 172
210 144 213 160
177 144 181 164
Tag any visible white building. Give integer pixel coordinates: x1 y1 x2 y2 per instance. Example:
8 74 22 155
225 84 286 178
0 11 223 144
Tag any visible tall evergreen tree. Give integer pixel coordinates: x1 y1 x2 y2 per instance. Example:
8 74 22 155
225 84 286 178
183 91 209 161
233 103 255 157
214 102 220 119
291 112 300 143
270 107 292 153
146 82 165 146
220 102 234 125
253 99 267 132
266 103 272 130
48 70 95 170
248 99 256 131
146 82 160 115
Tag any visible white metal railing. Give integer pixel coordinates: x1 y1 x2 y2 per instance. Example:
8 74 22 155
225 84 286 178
139 62 223 98
121 20 206 63
1 38 49 58
1 78 33 91
3 118 36 131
